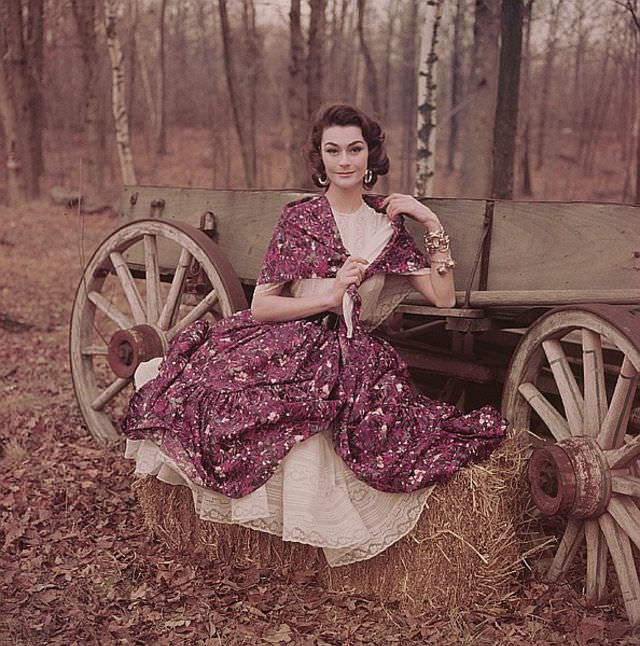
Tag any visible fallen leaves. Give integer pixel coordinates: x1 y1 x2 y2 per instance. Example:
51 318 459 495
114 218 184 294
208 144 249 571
0 203 635 645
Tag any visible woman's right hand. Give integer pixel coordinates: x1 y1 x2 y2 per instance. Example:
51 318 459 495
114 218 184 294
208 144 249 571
329 256 368 307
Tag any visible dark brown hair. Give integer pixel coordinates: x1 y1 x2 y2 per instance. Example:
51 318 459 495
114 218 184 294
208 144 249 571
305 104 390 189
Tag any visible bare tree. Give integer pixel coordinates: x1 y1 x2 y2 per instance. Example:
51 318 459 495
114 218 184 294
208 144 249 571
536 0 562 169
520 0 534 196
621 0 640 203
415 0 443 197
1 0 40 199
104 0 137 186
491 0 524 200
156 0 167 154
242 0 259 184
218 0 255 187
459 0 500 198
400 0 419 192
288 0 308 187
26 0 44 188
71 0 106 203
0 21 26 205
126 0 138 132
307 0 326 120
357 0 380 115
447 0 465 173
381 3 400 123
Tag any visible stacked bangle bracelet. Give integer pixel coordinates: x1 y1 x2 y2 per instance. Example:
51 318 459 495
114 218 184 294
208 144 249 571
423 228 451 255
423 228 456 275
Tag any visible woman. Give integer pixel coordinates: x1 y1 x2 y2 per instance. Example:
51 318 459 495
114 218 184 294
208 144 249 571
122 104 507 566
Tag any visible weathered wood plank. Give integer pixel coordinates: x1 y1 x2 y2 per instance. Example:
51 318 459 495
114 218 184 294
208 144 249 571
119 188 640 298
489 201 640 292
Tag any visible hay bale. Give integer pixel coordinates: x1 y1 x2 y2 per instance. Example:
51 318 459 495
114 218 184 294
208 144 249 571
134 433 531 611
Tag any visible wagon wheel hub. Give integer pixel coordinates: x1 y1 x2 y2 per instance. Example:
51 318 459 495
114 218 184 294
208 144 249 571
107 324 167 379
528 438 611 519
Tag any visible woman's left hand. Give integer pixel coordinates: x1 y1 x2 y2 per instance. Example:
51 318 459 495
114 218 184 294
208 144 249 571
382 193 442 232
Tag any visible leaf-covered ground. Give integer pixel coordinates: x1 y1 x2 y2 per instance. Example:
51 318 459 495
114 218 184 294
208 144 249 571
0 202 637 644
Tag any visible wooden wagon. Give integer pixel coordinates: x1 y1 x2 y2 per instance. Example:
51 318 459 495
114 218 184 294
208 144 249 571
69 186 640 622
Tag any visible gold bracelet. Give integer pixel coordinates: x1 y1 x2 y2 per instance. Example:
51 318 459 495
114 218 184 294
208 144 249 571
432 257 456 275
423 228 450 255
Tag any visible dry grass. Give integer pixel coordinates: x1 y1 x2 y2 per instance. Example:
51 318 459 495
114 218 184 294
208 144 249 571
135 430 535 613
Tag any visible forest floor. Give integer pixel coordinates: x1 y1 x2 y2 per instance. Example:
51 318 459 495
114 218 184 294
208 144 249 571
1 201 639 645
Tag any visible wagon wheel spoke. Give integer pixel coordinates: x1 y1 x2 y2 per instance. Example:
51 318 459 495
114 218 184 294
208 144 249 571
157 248 191 331
607 497 640 552
547 517 584 581
612 475 640 497
606 434 640 470
582 330 607 437
143 234 161 324
90 376 132 411
81 345 108 356
110 251 146 325
585 519 607 606
542 339 584 436
88 290 133 330
598 512 640 625
598 357 639 450
167 289 219 342
517 382 571 441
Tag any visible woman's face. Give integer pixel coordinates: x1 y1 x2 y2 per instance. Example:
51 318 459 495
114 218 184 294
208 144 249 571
320 125 369 190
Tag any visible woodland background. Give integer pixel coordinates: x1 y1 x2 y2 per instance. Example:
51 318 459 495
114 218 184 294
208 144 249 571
1 0 640 208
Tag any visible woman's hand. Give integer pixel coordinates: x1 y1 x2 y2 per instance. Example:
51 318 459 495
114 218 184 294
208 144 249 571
382 193 442 233
329 256 368 307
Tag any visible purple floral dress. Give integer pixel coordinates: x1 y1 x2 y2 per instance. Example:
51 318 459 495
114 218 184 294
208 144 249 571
121 195 508 499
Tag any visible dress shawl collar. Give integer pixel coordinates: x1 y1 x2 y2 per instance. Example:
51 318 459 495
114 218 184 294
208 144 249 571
257 193 429 287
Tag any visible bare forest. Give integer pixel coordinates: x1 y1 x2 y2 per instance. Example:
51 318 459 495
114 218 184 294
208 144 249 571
3 1 640 644
1 0 640 206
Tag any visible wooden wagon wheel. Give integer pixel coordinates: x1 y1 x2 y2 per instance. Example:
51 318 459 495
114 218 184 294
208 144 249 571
502 304 640 624
70 219 248 444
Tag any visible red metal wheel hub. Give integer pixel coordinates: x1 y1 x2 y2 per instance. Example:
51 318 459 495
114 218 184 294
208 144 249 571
528 438 612 519
107 324 166 379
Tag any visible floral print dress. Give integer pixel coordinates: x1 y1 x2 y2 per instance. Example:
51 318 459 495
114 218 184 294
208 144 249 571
122 194 508 565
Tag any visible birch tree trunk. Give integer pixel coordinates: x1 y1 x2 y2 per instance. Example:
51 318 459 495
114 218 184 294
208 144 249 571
156 0 167 154
288 0 308 187
357 0 380 115
307 0 325 120
105 0 137 186
491 0 524 200
218 0 255 187
415 0 443 197
459 0 500 197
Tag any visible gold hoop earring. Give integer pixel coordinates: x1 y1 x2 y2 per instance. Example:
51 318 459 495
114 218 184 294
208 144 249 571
364 169 374 186
317 173 329 187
